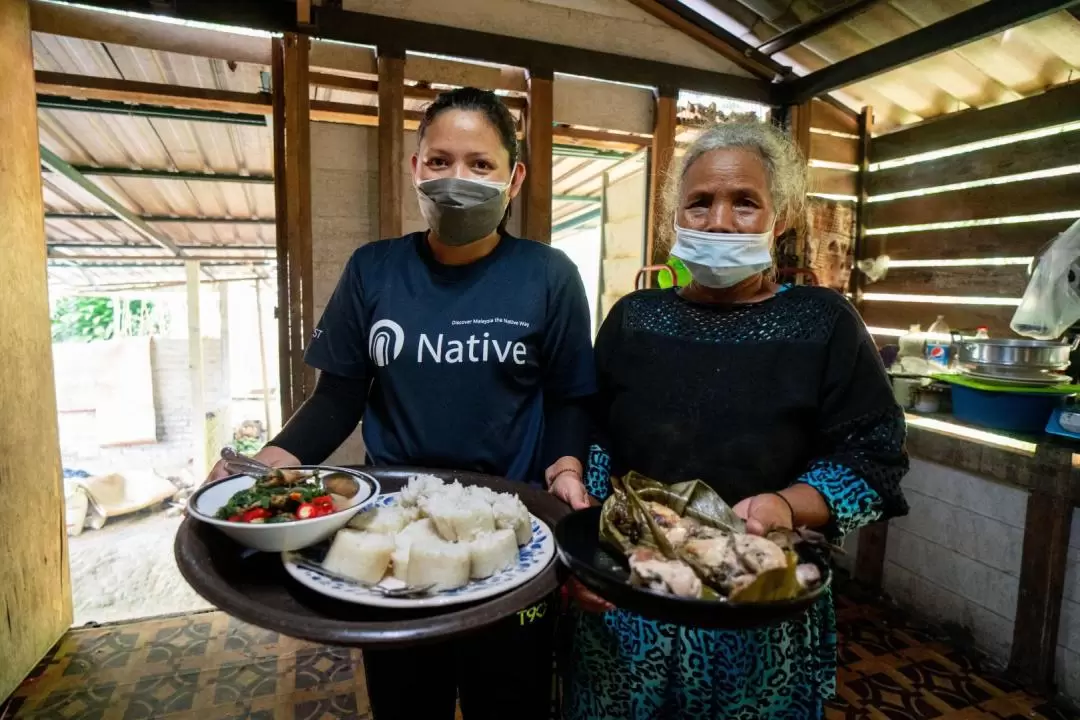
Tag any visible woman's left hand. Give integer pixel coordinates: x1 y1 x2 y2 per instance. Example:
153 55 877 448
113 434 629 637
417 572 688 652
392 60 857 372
733 493 794 536
545 457 591 510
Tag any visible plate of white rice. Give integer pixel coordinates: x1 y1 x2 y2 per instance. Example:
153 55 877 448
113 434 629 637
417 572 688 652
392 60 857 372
281 474 556 608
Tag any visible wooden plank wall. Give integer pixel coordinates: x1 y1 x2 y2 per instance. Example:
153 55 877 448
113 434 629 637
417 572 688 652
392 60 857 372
858 82 1080 338
1 0 72 701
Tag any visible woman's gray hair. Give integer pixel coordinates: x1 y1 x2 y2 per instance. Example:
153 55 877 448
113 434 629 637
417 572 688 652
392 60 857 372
659 121 807 253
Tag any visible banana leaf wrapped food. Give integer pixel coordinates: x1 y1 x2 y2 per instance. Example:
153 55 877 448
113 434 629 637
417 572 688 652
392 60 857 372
599 472 825 603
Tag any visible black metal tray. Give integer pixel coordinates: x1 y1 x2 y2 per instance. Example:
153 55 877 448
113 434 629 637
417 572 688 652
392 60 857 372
555 506 831 629
175 467 571 648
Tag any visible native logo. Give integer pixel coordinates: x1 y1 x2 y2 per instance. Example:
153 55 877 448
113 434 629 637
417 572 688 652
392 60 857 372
369 319 405 367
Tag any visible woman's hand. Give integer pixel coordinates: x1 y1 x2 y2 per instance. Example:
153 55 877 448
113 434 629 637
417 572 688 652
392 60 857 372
545 456 591 510
565 577 613 613
733 493 794 536
733 485 832 536
203 445 300 485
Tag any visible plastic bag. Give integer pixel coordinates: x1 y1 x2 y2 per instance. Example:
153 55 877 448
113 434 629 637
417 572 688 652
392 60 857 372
1011 219 1080 340
857 255 889 283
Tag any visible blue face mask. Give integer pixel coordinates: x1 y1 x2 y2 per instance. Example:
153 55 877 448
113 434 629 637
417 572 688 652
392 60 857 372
670 223 775 288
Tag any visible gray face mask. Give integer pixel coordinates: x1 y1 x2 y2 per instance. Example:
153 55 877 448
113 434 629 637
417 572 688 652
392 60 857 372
415 177 509 246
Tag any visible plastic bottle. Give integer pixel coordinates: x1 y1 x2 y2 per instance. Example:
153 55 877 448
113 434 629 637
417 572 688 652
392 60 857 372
897 324 924 361
925 315 951 369
974 326 990 340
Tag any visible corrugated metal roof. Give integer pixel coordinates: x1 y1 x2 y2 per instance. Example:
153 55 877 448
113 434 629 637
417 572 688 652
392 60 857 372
698 0 1080 130
32 32 275 289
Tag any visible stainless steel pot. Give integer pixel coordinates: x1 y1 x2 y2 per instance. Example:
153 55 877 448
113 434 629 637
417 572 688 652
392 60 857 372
957 337 1079 371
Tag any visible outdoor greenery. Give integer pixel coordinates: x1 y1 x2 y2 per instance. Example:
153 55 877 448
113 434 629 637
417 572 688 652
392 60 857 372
50 296 160 342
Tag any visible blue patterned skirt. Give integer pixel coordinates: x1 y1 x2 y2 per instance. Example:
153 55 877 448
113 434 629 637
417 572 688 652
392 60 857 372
561 589 836 720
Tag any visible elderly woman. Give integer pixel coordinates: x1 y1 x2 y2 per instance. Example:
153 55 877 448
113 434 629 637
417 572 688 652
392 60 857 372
560 122 909 719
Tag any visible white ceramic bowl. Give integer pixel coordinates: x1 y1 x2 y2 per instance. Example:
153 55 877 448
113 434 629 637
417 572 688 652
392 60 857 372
186 466 380 552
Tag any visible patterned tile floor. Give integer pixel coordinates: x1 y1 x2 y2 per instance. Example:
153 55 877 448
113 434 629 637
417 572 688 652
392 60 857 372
2 589 1077 720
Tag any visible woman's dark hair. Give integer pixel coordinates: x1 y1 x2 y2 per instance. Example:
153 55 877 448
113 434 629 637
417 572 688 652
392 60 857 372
417 87 519 167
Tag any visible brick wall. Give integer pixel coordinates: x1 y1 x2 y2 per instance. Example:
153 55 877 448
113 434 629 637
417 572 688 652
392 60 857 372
57 338 226 475
883 458 1025 663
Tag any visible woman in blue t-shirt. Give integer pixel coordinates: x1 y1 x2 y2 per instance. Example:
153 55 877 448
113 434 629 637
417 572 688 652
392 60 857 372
207 88 595 719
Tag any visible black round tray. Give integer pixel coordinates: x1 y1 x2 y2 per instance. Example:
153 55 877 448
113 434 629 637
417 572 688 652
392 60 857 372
555 506 831 629
175 467 571 648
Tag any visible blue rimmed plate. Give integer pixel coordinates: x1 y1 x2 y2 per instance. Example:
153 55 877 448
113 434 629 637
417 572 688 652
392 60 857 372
281 493 555 609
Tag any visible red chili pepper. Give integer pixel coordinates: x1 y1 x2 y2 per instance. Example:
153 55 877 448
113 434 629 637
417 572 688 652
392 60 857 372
296 503 316 520
240 508 272 523
312 495 334 509
228 514 243 522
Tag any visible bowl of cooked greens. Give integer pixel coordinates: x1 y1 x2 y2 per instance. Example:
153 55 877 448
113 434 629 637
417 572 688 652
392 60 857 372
187 465 380 552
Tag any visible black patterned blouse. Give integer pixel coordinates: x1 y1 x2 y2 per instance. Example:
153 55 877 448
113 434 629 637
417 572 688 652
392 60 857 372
563 285 909 720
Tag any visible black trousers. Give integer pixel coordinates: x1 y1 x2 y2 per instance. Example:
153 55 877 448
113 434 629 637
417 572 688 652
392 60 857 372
362 594 556 720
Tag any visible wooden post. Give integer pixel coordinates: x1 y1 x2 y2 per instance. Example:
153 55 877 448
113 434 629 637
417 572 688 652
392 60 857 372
378 47 405 240
271 38 293 421
186 261 207 477
217 284 231 450
253 278 274 436
524 69 554 244
277 33 314 414
854 522 889 590
1009 439 1075 693
0 0 72 700
850 106 873 303
645 86 677 272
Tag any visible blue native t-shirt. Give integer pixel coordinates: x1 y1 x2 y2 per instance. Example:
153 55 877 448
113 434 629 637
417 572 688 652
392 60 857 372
305 231 596 484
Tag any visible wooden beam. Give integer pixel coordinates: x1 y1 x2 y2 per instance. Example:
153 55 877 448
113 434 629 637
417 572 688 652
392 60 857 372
646 88 678 270
756 0 888 56
1009 439 1076 693
0 0 71 701
36 70 272 114
39 146 183 255
787 102 812 280
282 33 314 405
851 107 872 301
311 6 772 103
524 71 554 244
186 260 208 479
271 38 293 421
779 0 1080 105
622 0 783 80
872 80 1080 163
309 71 529 110
253 278 275 436
37 70 398 126
378 49 406 240
29 0 272 66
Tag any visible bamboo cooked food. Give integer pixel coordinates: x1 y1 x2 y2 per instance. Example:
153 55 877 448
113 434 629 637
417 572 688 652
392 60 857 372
600 472 827 603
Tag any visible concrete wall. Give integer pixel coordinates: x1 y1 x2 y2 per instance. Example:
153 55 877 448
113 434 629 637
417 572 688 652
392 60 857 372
56 338 226 475
880 457 1080 700
342 0 750 76
601 167 647 318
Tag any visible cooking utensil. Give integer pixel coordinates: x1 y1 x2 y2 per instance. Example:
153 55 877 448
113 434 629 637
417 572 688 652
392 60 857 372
290 558 436 597
962 369 1072 387
956 337 1078 371
221 447 361 498
554 506 831 629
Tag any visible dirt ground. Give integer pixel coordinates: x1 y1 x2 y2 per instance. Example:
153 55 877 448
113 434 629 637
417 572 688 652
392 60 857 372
67 510 211 627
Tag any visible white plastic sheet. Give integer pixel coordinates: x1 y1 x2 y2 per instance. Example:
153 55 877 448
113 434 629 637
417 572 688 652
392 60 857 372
1011 219 1080 340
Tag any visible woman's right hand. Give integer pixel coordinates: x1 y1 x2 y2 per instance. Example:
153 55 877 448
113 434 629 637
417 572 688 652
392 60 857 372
203 445 301 484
